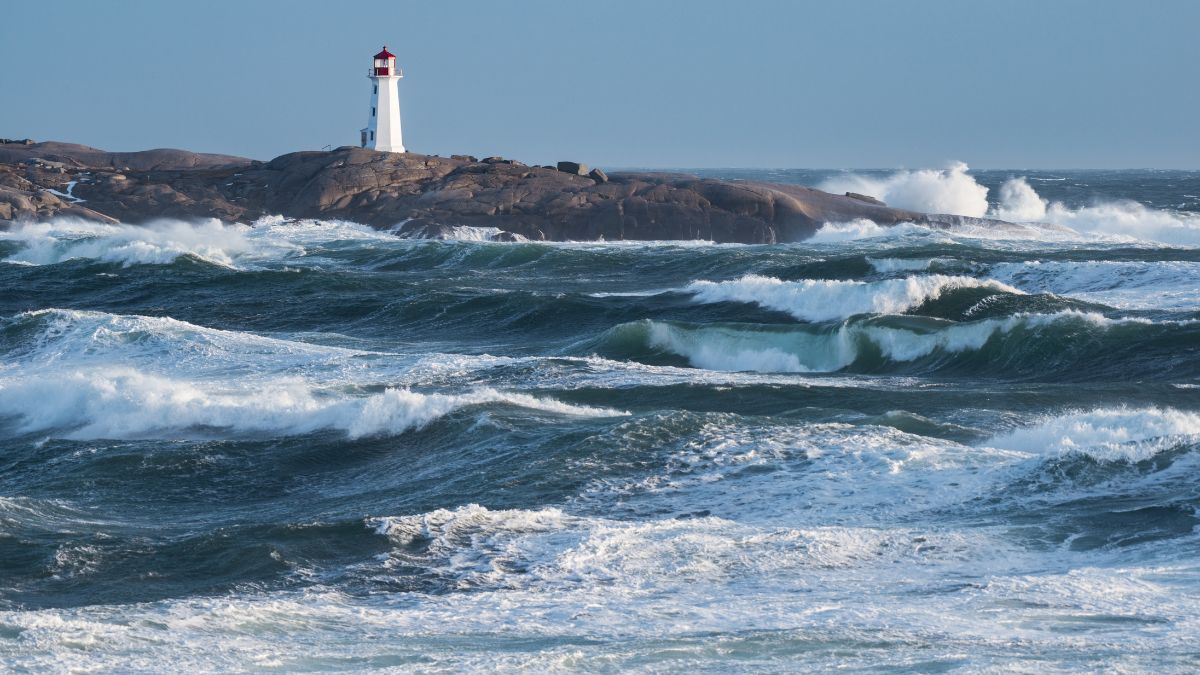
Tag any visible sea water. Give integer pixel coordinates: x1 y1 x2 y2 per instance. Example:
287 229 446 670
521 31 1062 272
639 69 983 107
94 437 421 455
1 167 1199 671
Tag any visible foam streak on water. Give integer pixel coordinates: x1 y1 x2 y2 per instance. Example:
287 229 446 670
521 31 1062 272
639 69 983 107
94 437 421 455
2 167 1199 672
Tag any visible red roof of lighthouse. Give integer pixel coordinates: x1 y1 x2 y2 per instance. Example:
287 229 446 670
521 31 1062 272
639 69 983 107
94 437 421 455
374 46 395 59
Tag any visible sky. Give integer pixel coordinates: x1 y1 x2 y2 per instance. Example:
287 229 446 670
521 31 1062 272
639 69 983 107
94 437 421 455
2 0 1198 169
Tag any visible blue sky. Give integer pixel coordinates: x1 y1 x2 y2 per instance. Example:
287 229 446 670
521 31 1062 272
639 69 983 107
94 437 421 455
3 0 1197 168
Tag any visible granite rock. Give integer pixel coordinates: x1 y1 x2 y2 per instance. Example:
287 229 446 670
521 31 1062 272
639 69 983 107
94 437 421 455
0 141 1025 243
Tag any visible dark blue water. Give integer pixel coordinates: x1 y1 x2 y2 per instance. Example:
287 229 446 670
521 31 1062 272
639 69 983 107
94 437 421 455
1 169 1199 671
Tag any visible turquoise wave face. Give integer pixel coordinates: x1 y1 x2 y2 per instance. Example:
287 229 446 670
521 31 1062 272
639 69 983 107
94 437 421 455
2 184 1200 671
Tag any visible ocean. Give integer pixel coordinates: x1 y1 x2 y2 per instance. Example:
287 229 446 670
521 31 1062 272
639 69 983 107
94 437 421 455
2 167 1199 671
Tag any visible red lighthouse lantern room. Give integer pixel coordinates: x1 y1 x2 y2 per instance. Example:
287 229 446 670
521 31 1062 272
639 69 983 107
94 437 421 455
373 47 396 76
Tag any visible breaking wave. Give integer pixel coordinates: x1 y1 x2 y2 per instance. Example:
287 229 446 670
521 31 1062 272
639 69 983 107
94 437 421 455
988 407 1200 463
3 168 1199 672
0 218 267 267
992 177 1049 221
819 162 991 217
685 274 1023 321
394 223 528 242
1042 199 1200 246
0 368 624 440
989 259 1200 310
1 308 374 369
587 311 1196 378
0 309 625 440
806 219 933 243
867 257 942 273
0 216 396 268
820 166 1200 246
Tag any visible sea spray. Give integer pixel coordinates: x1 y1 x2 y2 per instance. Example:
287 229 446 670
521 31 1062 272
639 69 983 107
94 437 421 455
2 168 1199 672
818 162 991 217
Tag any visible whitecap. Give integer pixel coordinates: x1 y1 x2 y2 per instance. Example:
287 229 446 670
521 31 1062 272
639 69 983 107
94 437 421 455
0 367 626 441
807 219 935 243
642 311 1155 374
989 259 1200 310
814 167 1200 247
986 407 1200 462
0 215 402 269
819 162 991 217
684 274 1022 322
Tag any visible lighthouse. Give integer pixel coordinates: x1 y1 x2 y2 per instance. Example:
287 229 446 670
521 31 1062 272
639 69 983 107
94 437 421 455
361 46 405 152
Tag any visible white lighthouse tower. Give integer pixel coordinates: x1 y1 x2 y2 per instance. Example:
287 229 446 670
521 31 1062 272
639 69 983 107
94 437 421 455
361 46 405 152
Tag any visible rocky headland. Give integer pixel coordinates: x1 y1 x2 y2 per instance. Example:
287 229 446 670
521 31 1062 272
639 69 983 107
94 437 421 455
0 139 1005 243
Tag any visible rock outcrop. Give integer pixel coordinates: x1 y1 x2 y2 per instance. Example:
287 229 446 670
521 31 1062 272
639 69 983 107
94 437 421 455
555 161 591 177
0 140 1014 243
845 192 886 206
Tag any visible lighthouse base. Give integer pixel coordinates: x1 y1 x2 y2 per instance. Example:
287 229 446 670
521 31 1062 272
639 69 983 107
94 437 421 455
366 74 405 154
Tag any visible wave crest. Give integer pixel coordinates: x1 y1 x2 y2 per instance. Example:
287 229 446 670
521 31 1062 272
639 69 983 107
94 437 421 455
988 407 1200 462
685 274 1022 322
0 368 625 441
819 162 990 217
590 310 1183 376
0 216 397 268
818 167 1200 246
369 503 996 590
0 218 264 267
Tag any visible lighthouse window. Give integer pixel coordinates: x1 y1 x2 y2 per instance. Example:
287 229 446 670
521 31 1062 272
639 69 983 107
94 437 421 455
370 131 375 141
373 85 377 94
372 107 376 117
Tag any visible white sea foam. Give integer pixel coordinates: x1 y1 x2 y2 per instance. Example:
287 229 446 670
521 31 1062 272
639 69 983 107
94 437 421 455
2 402 1196 669
867 257 940 273
0 216 400 268
643 310 1130 373
0 218 270 267
0 309 893 435
819 162 991 217
248 214 399 244
987 407 1200 462
499 353 922 393
993 180 1200 246
4 307 655 395
10 308 373 361
1041 199 1200 246
992 177 1049 221
571 415 1030 528
807 216 1087 246
990 259 1200 310
0 496 117 533
370 503 1005 590
4 552 1195 673
0 309 625 440
819 167 1200 246
441 225 528 242
685 274 1022 322
585 288 675 298
0 411 1195 671
648 321 837 372
807 219 935 243
0 367 624 440
982 176 1200 244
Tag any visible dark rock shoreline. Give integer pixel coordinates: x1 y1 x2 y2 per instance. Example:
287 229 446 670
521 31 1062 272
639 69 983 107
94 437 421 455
0 140 1009 243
